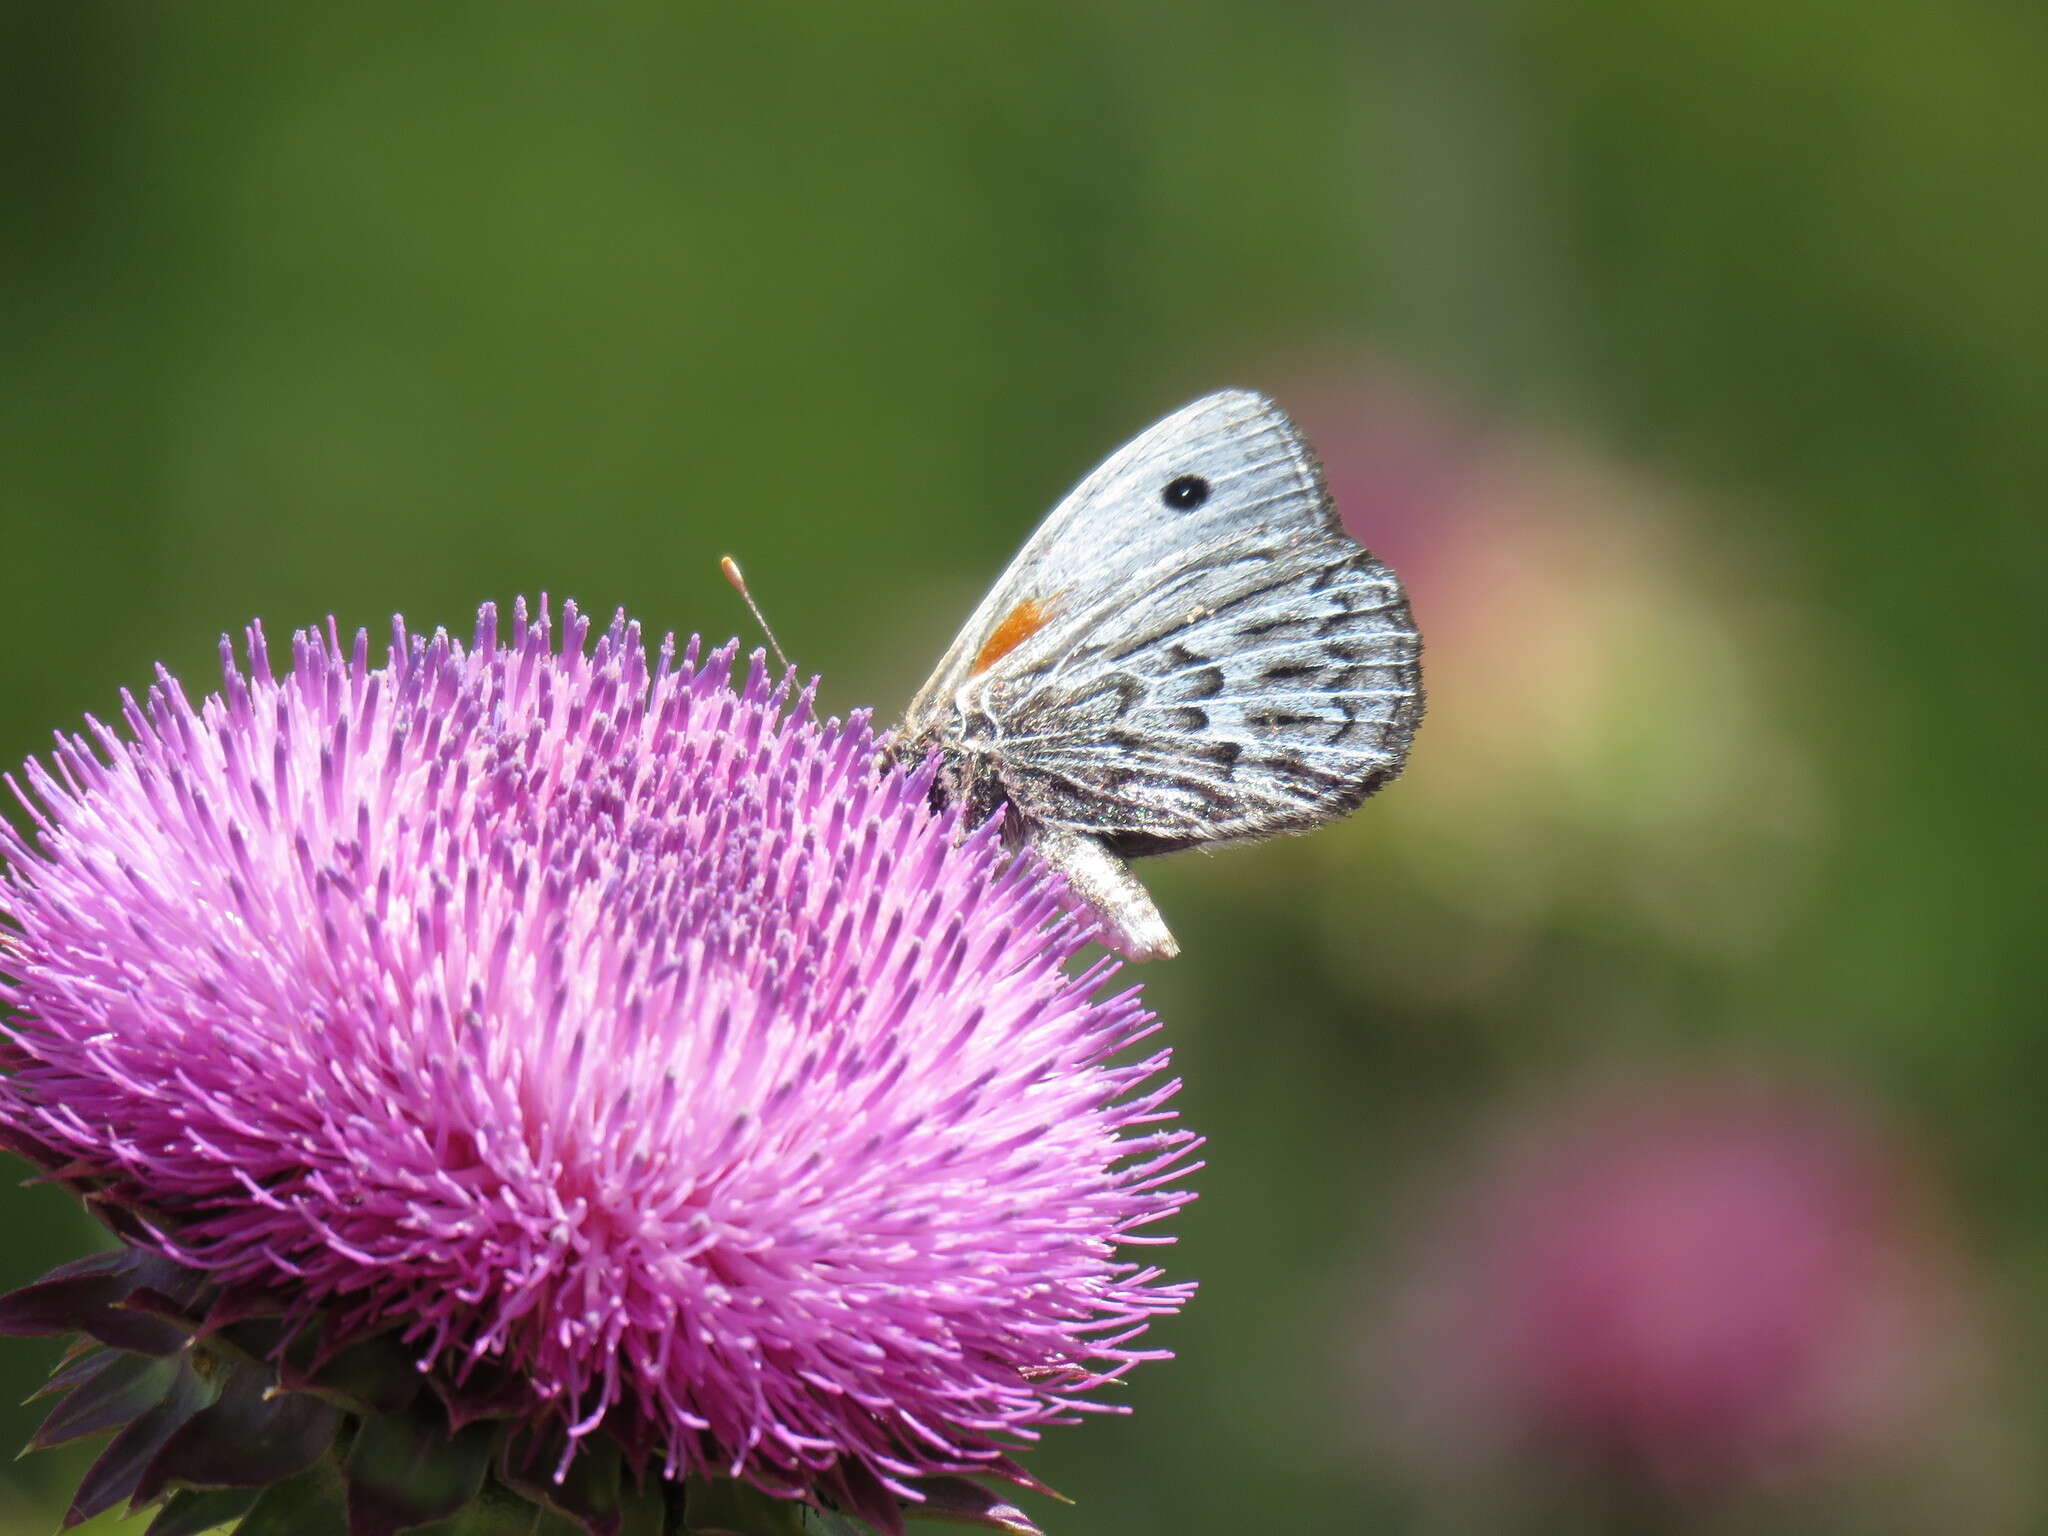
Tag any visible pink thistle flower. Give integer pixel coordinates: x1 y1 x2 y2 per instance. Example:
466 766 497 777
0 599 1196 1534
1367 1069 1980 1518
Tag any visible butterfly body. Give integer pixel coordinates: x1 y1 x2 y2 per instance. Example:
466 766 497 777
894 389 1422 960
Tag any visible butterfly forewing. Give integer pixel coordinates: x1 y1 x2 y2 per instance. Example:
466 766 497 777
906 394 1321 717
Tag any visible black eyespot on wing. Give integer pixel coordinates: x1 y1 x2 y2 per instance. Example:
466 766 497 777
1161 474 1210 511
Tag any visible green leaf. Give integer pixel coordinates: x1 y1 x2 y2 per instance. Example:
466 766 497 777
409 1477 545 1536
498 1427 625 1535
345 1398 496 1536
277 1326 427 1416
618 1477 666 1536
237 1463 351 1536
495 1429 665 1536
679 1478 816 1536
144 1485 264 1536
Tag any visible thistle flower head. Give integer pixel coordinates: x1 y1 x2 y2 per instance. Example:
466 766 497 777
0 599 1196 1532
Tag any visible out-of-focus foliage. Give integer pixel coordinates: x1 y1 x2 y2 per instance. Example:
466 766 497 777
2 3 2040 1531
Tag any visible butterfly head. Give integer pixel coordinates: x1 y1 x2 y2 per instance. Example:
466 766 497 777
889 717 1015 836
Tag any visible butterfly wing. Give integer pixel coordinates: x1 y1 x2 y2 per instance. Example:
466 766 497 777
906 394 1305 716
904 389 1422 853
987 536 1417 852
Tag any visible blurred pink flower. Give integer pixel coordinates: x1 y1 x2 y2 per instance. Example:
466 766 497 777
1370 1069 1979 1509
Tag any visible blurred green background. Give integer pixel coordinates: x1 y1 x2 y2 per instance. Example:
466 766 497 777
2 3 2042 1532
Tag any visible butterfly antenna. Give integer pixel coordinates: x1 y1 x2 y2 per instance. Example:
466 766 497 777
720 556 792 674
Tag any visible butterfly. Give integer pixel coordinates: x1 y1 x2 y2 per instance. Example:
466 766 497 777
893 389 1422 960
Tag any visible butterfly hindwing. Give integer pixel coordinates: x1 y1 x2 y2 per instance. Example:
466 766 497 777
979 530 1418 850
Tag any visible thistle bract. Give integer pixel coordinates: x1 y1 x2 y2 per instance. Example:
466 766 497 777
0 600 1196 1534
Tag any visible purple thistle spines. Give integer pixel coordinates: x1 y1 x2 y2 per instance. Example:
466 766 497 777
0 597 1199 1532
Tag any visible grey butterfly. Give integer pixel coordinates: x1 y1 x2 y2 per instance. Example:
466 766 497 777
893 389 1422 961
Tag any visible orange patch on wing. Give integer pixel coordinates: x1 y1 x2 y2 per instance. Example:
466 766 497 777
972 597 1053 675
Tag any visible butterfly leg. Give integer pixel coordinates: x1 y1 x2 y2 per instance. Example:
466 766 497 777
1028 826 1179 962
